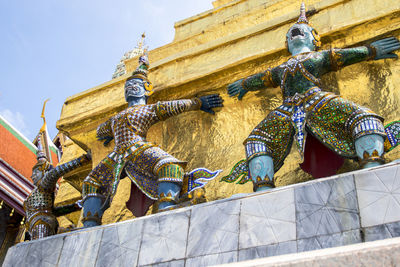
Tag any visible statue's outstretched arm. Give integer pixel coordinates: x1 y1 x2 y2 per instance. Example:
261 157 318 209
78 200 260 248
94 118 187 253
227 68 279 100
40 153 91 190
155 94 223 120
96 119 113 146
328 37 400 72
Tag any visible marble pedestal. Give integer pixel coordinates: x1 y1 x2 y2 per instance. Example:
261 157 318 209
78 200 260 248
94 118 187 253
4 162 400 267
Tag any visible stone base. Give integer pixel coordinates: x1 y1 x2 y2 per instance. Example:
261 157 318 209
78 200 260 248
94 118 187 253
4 162 400 266
219 236 400 267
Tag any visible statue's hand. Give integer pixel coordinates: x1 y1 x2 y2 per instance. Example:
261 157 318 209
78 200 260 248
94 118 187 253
227 79 247 100
199 94 223 115
84 150 92 161
97 136 114 147
370 37 400 60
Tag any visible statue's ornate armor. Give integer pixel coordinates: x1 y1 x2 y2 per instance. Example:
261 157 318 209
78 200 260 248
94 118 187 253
24 155 89 240
82 99 202 206
242 47 386 173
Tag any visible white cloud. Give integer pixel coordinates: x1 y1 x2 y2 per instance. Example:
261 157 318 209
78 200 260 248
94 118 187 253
0 109 31 139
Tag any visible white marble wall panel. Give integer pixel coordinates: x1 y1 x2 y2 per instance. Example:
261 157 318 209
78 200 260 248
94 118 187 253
24 236 64 267
297 230 361 252
386 221 400 237
185 251 237 266
239 189 296 249
238 241 297 261
364 221 400 242
186 200 240 258
2 242 31 267
355 164 400 227
138 210 190 266
96 219 143 267
142 259 185 267
295 175 359 238
364 224 393 242
58 229 103 267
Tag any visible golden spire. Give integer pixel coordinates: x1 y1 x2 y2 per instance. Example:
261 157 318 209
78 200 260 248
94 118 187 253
38 99 52 163
40 99 50 133
138 32 146 50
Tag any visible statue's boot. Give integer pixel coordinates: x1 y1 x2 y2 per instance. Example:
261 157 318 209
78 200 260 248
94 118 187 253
248 155 275 192
82 196 107 227
157 181 181 211
156 165 221 211
355 134 385 168
156 164 184 212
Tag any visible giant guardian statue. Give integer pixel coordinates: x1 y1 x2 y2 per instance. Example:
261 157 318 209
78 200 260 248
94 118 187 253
82 52 223 227
222 3 400 191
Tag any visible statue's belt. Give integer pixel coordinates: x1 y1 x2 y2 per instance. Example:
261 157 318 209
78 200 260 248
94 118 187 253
283 86 322 106
109 141 156 198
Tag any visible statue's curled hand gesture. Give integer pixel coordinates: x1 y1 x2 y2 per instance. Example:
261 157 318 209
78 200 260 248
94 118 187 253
199 94 223 115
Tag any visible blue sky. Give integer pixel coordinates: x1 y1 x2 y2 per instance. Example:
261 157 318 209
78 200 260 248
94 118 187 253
0 0 212 141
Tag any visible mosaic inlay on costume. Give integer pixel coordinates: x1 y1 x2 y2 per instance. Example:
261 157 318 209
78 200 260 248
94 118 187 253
82 51 223 227
221 3 400 192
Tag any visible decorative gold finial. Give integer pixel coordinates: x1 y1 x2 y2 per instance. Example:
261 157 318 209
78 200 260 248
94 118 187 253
138 32 146 50
10 208 14 217
40 99 50 133
37 99 51 162
297 2 309 24
0 200 3 209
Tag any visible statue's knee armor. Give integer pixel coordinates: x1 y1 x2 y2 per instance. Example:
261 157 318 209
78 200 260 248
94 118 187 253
157 164 184 210
248 155 275 192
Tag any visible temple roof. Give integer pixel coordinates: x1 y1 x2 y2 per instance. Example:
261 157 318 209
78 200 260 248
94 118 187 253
0 115 37 215
0 158 33 215
0 115 37 179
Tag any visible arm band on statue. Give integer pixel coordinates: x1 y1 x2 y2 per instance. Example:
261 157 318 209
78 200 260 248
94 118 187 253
329 47 372 71
155 98 201 121
242 68 278 91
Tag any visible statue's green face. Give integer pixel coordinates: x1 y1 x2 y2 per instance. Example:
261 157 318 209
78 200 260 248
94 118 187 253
286 23 316 54
124 78 146 102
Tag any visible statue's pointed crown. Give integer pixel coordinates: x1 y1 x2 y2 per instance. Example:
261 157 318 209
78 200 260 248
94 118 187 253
129 33 150 82
286 2 321 50
126 33 154 96
130 51 149 80
297 2 309 24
